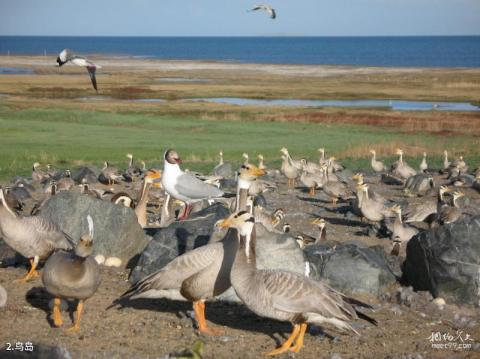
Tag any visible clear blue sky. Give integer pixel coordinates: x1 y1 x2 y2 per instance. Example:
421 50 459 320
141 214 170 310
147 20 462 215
1 0 479 36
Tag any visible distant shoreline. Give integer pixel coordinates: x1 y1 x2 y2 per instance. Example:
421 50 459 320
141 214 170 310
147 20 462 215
1 36 479 68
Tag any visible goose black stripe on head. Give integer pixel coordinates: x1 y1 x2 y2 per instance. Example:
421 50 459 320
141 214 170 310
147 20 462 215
165 149 181 164
235 211 255 223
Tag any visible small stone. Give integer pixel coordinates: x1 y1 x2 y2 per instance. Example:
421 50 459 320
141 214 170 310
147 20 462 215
94 254 105 265
104 257 122 267
331 354 342 359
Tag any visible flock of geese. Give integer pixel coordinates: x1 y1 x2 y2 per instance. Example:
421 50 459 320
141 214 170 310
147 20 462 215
1 145 479 355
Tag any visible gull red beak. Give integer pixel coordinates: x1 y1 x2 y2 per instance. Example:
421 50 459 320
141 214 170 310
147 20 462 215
176 158 182 164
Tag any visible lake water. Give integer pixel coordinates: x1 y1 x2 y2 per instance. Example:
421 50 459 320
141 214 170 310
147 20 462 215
1 36 479 67
190 98 480 111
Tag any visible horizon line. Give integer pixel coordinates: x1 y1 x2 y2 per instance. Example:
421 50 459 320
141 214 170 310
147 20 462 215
1 34 480 38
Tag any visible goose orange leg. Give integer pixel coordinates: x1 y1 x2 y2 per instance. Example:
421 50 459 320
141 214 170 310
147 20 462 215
15 257 39 283
52 298 63 327
67 300 84 332
193 300 224 335
289 323 308 353
266 324 301 356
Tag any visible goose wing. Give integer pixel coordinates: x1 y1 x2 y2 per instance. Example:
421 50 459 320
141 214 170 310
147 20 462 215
21 216 73 250
121 242 224 298
260 270 357 321
175 173 224 200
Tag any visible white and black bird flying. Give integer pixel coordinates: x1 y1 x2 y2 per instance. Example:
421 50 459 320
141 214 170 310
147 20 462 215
56 49 101 92
249 4 276 19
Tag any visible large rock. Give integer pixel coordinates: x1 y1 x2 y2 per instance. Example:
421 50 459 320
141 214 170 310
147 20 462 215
40 191 148 266
304 243 397 298
71 166 99 184
129 203 230 283
403 215 480 306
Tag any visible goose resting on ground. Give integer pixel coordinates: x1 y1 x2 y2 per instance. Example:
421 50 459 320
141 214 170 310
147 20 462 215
219 211 377 356
42 216 101 331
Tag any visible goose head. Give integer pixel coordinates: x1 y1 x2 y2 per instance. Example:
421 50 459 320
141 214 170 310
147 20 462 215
390 204 402 215
257 154 264 161
280 147 289 155
317 148 325 155
395 149 403 156
75 234 94 258
145 170 162 187
219 211 255 236
65 169 71 177
33 162 41 170
310 217 326 229
271 208 285 226
238 164 265 181
369 150 376 155
352 173 364 183
126 153 133 160
164 149 182 165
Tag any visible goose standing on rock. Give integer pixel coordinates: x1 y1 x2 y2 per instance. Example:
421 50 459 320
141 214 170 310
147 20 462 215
56 49 101 91
113 164 265 335
219 211 377 356
32 162 49 183
0 187 73 282
42 215 101 331
162 149 231 220
100 161 123 185
135 170 162 228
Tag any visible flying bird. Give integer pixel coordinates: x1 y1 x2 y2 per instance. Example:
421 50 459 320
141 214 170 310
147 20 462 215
56 49 101 91
249 4 276 19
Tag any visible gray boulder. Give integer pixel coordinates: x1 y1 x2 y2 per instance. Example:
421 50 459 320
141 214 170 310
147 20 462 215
212 163 234 178
304 243 397 298
40 191 148 266
403 215 480 306
71 166 99 184
129 203 230 283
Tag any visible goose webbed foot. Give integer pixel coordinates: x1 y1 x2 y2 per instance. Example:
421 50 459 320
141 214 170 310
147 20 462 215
52 298 63 327
193 300 224 336
266 324 301 356
14 258 39 283
66 300 84 332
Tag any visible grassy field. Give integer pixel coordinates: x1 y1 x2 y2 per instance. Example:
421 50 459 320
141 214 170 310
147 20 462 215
0 56 479 181
0 105 478 181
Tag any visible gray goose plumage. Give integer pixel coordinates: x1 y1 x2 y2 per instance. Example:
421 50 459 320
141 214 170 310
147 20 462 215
0 187 73 282
219 211 376 355
42 216 101 332
112 164 266 335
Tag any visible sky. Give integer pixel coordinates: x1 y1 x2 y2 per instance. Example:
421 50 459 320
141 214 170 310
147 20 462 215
1 0 479 36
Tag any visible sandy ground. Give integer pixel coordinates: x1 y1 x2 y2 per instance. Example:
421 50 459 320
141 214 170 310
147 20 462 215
1 174 479 359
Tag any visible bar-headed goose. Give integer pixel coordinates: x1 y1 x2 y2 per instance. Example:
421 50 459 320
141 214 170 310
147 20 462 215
369 150 387 173
0 187 73 282
113 164 265 335
219 211 377 355
42 216 101 331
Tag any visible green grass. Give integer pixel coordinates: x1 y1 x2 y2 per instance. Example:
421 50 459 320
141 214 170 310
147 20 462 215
0 106 478 181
